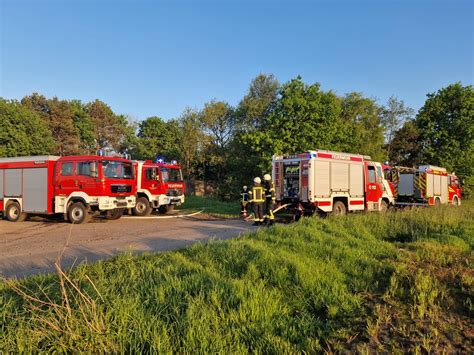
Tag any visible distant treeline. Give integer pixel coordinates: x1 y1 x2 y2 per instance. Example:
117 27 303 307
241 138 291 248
0 75 472 196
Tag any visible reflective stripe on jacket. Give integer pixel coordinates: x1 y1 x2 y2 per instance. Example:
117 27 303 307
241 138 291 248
264 182 276 201
249 186 265 203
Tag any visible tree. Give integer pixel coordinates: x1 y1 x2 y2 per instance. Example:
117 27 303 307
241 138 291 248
199 100 234 182
0 99 55 156
228 74 280 189
86 99 128 151
339 92 386 161
241 76 343 171
70 100 96 153
133 116 181 160
415 83 474 195
21 93 81 154
381 96 415 158
388 119 421 166
235 73 279 129
177 108 206 178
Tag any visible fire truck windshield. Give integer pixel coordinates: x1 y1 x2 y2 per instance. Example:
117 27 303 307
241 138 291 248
161 167 182 182
102 160 134 179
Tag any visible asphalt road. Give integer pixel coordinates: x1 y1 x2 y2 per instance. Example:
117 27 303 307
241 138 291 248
0 213 257 278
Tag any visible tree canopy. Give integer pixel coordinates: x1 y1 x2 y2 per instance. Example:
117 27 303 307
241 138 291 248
0 99 55 156
1 78 472 197
415 83 474 194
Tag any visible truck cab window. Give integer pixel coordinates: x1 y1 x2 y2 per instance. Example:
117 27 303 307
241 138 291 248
77 162 98 177
61 162 74 176
368 166 376 183
160 168 182 182
145 168 157 181
102 161 134 179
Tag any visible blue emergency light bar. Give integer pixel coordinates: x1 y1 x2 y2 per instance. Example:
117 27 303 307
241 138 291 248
156 156 165 163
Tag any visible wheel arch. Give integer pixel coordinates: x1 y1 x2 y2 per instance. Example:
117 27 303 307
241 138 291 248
332 196 348 209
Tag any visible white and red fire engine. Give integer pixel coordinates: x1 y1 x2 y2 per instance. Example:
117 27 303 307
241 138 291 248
0 155 136 223
272 150 394 216
391 165 461 206
132 159 185 216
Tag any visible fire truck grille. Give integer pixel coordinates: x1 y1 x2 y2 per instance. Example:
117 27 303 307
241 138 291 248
166 188 183 197
111 184 132 193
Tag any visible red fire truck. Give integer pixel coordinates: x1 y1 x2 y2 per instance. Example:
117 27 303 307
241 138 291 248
131 160 185 216
391 165 462 206
0 155 136 223
272 150 394 216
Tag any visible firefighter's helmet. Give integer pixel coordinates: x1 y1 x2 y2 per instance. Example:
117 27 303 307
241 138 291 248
253 177 261 184
263 174 271 181
243 185 248 191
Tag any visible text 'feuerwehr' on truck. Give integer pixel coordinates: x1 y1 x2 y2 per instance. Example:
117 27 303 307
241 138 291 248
131 160 185 216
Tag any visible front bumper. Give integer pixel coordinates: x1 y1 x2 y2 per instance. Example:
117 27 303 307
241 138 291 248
151 194 185 207
169 195 185 205
98 196 136 210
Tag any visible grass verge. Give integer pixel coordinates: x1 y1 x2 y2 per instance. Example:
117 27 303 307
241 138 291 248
177 195 240 218
1 203 472 352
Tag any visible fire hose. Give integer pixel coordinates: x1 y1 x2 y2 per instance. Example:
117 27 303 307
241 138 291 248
244 203 292 221
125 210 203 219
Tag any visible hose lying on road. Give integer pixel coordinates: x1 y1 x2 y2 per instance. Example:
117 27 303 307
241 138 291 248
124 210 204 219
244 203 292 221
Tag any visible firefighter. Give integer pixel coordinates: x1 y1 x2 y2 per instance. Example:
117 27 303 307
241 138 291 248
248 177 265 225
263 174 276 225
240 185 250 218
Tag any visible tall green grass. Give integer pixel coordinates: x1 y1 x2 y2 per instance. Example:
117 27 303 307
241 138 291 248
1 204 472 352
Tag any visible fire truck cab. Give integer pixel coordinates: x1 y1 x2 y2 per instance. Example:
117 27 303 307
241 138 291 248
272 150 394 216
0 155 136 223
132 160 185 216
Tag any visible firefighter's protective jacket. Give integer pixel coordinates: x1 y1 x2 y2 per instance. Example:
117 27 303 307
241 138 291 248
241 189 250 203
264 181 276 202
249 186 265 203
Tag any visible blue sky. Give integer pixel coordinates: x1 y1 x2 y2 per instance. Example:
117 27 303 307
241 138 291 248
1 0 473 121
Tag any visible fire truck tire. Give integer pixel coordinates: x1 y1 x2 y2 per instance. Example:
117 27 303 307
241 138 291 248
159 205 174 214
452 196 459 207
132 197 152 216
5 202 27 222
332 201 347 216
380 200 388 212
106 208 124 220
434 197 441 207
67 202 91 224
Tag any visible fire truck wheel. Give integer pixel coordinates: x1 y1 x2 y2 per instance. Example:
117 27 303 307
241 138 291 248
452 196 459 207
68 202 91 224
132 197 151 216
332 201 347 216
5 202 27 222
434 198 441 207
380 200 388 212
105 208 124 220
159 205 174 214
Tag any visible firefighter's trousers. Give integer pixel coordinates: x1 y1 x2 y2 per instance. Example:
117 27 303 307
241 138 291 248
253 202 264 222
266 201 275 221
241 201 249 215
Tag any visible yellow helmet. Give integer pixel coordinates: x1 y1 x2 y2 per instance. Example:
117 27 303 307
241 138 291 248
253 177 261 184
